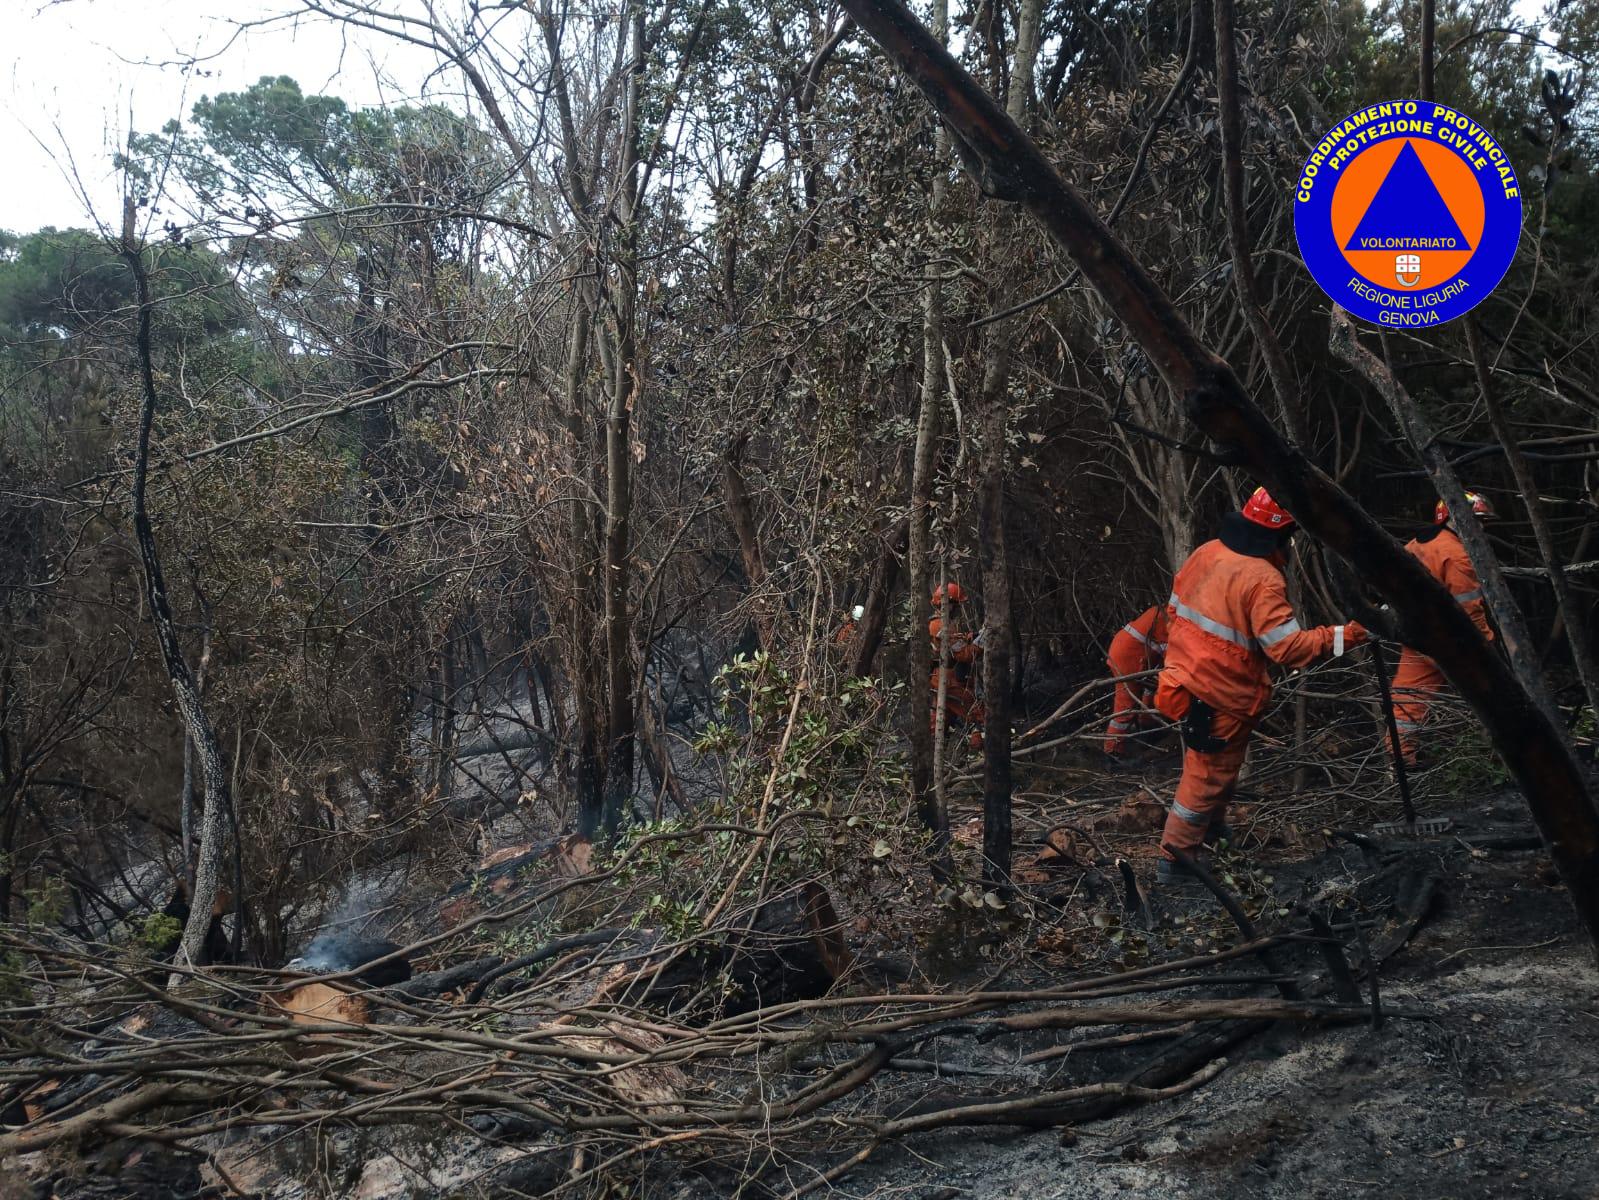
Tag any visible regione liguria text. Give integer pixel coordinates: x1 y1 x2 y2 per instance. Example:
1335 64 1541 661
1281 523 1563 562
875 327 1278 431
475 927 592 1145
1294 100 1522 327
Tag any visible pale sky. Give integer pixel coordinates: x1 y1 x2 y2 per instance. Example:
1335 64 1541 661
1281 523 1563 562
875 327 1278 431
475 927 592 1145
2 0 1557 239
1 0 442 235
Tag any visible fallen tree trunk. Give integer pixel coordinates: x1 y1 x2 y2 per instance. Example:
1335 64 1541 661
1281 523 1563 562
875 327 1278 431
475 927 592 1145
391 955 504 999
834 0 1599 959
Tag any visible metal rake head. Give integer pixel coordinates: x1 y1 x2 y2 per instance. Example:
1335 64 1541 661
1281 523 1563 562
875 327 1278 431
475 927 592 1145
1372 815 1454 837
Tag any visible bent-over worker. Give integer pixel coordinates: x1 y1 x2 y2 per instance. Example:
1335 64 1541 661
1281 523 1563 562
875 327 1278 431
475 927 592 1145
1104 604 1169 757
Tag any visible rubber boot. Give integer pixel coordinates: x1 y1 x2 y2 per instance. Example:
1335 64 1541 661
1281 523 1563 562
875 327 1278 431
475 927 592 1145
1156 857 1201 886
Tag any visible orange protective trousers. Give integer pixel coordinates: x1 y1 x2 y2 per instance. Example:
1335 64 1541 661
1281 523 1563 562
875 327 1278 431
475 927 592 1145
929 668 984 733
1155 679 1253 861
1389 646 1446 766
1104 632 1154 754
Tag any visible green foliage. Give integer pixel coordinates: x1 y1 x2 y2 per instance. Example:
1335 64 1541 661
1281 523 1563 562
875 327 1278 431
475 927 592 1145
0 227 131 334
1429 723 1514 793
138 912 184 953
0 226 248 338
192 76 363 189
131 74 506 252
487 918 559 959
20 876 67 929
0 950 28 1005
637 891 703 940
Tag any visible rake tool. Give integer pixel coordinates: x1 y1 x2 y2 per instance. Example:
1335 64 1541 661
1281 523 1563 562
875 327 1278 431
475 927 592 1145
1368 637 1452 837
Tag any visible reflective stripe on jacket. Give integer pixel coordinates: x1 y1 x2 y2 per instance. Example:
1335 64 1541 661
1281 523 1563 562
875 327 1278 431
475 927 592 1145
1117 604 1170 658
1160 538 1363 721
1405 527 1492 640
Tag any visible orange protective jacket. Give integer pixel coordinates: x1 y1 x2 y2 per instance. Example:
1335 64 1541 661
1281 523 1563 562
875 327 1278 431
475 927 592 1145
1160 537 1365 722
928 616 983 732
1112 605 1169 668
1406 527 1492 640
928 617 981 667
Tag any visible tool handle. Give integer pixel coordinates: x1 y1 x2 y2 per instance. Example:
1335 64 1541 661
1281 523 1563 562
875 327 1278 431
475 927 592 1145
1368 638 1417 825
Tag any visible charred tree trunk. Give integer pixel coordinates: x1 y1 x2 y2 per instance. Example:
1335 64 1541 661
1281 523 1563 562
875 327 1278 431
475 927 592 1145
561 302 606 834
1545 523 1594 656
599 4 645 837
1470 323 1599 722
0 784 21 923
1332 313 1559 731
977 365 1015 892
906 0 951 872
724 433 775 652
969 0 1039 893
849 515 908 677
837 0 1599 957
1213 0 1305 446
119 199 232 969
638 673 686 819
178 604 211 894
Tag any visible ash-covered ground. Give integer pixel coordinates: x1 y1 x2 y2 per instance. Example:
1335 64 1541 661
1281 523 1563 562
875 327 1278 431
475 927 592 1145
836 792 1598 1200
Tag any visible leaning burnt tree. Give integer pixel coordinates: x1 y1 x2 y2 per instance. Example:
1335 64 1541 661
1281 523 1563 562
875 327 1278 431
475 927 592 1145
836 0 1599 957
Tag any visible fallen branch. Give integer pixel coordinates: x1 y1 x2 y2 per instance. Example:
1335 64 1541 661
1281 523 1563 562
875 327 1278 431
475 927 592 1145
1502 559 1599 577
973 996 1388 1037
1016 669 1160 744
1167 846 1301 1001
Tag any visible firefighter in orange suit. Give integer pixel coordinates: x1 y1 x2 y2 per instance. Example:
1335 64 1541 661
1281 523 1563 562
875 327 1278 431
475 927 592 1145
1389 492 1496 766
1154 488 1366 882
929 582 984 746
834 604 865 645
1104 605 1169 756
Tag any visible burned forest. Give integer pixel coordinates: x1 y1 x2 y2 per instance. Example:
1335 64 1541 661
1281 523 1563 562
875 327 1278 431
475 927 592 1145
3 0 1599 1196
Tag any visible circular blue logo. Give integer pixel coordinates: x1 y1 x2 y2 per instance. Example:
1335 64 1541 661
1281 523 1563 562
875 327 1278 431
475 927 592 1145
1294 100 1522 327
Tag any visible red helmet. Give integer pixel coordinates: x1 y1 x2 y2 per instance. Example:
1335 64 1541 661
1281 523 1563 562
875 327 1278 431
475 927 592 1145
1241 487 1295 530
1434 491 1495 525
932 582 966 606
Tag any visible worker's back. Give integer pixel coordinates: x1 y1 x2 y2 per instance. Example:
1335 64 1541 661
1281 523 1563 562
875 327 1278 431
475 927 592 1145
1162 536 1286 720
1404 526 1491 639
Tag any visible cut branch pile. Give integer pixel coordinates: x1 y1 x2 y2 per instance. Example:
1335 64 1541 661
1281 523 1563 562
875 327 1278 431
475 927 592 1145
0 852 1434 1196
